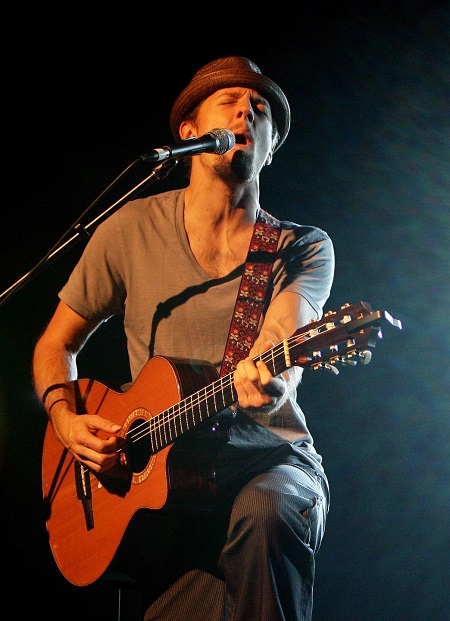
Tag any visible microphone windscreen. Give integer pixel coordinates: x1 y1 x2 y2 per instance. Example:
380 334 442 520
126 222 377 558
209 128 236 154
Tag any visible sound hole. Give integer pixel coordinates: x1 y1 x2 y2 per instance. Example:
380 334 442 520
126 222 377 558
127 418 151 473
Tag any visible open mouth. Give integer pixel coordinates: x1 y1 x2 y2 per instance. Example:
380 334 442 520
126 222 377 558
234 134 248 145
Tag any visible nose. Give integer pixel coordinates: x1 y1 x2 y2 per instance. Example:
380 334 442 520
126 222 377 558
237 97 255 123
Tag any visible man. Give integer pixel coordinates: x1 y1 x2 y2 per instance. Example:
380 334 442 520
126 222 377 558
33 56 335 620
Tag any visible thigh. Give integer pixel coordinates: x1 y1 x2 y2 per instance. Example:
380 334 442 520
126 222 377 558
230 464 328 553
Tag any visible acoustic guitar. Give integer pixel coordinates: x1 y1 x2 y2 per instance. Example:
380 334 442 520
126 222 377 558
42 300 401 585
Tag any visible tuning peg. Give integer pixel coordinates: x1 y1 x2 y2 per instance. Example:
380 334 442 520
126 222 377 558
312 361 340 374
337 356 358 366
324 363 340 375
357 350 372 365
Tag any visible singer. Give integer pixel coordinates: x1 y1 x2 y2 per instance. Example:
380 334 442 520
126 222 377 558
33 56 334 621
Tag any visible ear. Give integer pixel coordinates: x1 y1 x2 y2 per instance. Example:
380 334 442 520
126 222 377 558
179 121 197 140
265 152 273 166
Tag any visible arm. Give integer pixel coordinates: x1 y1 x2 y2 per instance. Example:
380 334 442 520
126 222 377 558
233 291 317 413
32 300 121 473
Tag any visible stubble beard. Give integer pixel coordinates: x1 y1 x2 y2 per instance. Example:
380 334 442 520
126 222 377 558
214 150 261 185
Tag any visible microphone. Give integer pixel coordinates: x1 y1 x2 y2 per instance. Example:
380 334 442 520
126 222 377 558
139 128 236 163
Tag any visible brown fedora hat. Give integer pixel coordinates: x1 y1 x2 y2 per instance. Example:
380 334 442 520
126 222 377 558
170 56 290 152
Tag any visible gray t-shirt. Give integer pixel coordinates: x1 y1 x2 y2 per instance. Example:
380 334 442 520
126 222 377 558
59 188 335 484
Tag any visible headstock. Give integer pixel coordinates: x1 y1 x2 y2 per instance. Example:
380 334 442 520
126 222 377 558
290 301 402 375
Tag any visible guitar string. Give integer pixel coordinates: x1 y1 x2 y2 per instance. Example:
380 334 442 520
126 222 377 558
118 340 283 448
77 309 388 495
122 315 365 452
115 332 311 450
82 337 278 493
81 315 357 486
80 336 292 485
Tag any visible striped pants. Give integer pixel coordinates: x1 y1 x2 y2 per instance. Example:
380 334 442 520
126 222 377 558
139 463 329 621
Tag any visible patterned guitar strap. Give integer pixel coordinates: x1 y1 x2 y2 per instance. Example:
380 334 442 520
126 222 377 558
219 208 282 383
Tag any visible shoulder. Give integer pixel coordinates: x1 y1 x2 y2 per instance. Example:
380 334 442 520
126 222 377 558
94 189 185 237
117 187 185 219
280 220 331 244
279 221 334 261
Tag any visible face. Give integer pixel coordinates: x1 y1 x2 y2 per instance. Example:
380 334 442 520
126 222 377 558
181 87 275 183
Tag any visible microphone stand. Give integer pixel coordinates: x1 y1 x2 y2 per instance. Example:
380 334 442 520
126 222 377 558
0 157 179 308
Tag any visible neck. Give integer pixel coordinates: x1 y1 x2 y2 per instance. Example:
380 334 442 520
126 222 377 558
184 168 260 228
183 181 260 279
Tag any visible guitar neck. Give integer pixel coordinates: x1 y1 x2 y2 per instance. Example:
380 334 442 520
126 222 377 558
146 303 402 456
149 343 289 454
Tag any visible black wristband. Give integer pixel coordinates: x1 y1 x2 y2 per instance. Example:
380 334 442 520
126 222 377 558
41 383 68 406
48 398 69 414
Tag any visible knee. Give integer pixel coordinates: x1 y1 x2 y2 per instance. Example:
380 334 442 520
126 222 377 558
228 472 326 553
230 480 293 534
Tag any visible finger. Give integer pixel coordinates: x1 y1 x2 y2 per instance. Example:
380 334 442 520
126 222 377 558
237 357 261 384
73 444 118 472
86 417 121 435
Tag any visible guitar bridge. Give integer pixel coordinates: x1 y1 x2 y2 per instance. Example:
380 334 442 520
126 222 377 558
75 461 94 530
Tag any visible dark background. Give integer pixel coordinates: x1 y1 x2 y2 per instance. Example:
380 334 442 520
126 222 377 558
1 2 449 619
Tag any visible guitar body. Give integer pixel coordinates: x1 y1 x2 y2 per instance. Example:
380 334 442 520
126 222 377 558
42 355 219 586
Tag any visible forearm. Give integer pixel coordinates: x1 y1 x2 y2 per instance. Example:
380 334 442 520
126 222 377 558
235 291 310 415
32 338 78 418
32 300 100 417
31 302 120 471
